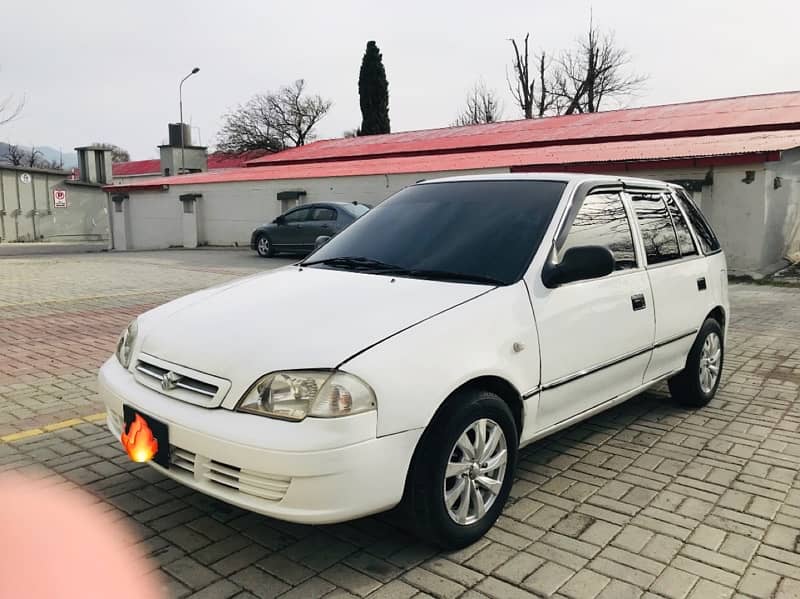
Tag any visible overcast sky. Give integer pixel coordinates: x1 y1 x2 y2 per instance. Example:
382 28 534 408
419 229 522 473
1 0 799 159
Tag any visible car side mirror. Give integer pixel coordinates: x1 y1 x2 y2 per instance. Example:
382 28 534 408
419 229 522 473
274 215 285 225
314 235 332 250
542 245 615 288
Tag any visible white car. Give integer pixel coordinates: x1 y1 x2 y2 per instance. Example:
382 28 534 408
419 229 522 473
100 174 728 548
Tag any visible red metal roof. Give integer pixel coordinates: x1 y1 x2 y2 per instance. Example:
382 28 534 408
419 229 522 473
248 90 800 167
112 150 271 177
112 159 160 177
106 129 800 193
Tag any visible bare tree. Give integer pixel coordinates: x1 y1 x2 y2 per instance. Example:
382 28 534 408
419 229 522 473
1 144 51 168
2 143 26 165
217 79 332 153
552 19 646 114
507 34 556 119
24 146 48 168
507 34 535 119
92 143 131 163
453 81 503 126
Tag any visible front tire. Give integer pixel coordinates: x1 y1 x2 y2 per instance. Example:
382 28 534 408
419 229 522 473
256 235 274 258
668 318 724 408
404 389 518 548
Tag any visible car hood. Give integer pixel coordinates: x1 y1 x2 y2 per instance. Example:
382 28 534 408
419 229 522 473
137 266 491 403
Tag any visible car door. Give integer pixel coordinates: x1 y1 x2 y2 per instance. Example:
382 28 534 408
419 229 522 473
628 189 711 381
274 207 312 250
306 207 339 247
530 187 656 431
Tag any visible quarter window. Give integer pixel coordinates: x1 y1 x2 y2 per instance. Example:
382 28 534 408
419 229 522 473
631 194 680 264
665 193 698 257
673 189 721 254
561 192 637 270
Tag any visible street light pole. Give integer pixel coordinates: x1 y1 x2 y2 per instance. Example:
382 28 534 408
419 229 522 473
179 67 200 174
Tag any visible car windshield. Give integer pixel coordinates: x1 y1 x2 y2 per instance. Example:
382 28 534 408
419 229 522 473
303 180 566 285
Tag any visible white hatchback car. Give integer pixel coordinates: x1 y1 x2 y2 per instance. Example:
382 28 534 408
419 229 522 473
100 174 728 547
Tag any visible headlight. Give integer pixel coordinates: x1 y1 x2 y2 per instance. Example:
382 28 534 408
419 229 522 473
236 370 376 421
115 319 138 369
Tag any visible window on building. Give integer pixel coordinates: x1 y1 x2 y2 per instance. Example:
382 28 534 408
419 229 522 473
560 192 637 270
310 207 337 221
283 208 311 223
673 189 721 254
665 192 697 257
631 193 681 264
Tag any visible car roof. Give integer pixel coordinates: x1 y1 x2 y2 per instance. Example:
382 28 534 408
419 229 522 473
290 201 365 209
416 172 676 190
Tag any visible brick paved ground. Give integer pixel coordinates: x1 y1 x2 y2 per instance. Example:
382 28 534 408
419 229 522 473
1 250 799 599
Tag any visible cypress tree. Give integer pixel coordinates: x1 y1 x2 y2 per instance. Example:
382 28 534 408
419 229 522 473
358 41 390 135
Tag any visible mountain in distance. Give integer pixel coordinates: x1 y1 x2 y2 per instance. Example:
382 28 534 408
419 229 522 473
0 142 78 169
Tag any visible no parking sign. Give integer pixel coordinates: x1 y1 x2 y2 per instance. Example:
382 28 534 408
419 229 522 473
53 189 67 208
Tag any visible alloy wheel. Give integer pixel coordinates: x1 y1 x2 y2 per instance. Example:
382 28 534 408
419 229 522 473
443 418 508 525
699 331 722 394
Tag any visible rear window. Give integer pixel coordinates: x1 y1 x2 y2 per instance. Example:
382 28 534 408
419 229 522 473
306 180 566 285
673 189 721 254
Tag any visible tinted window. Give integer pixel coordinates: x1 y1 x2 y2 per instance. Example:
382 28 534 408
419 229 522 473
673 189 721 254
306 180 566 285
665 193 697 257
631 194 681 264
561 192 636 270
310 207 337 221
283 208 310 223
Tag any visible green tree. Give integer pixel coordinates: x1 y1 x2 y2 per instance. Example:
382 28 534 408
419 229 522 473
358 41 390 135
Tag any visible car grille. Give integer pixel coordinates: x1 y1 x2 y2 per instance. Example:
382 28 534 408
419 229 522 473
169 445 291 502
133 353 230 408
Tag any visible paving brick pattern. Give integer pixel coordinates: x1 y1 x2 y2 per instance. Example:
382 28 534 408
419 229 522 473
1 250 799 598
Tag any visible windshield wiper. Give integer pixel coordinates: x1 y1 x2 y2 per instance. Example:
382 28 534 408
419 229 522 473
377 268 504 286
301 256 404 270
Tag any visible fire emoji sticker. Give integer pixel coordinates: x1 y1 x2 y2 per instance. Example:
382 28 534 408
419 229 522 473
121 414 159 463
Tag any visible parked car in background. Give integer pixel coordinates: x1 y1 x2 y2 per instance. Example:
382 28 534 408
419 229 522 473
102 174 727 548
250 202 370 257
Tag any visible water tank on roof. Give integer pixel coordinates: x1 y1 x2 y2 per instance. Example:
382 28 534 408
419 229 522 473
168 123 192 147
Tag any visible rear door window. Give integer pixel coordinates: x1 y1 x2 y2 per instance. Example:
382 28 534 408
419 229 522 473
673 189 721 254
561 192 637 270
631 193 681 265
665 193 698 257
311 207 337 221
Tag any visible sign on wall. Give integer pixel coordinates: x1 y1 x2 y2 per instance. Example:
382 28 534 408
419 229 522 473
19 173 31 184
53 189 68 208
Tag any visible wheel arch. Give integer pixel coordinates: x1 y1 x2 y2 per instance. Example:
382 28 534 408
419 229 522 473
401 375 523 488
706 305 727 335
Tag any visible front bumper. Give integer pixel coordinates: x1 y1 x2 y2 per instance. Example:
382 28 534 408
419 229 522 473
98 357 421 524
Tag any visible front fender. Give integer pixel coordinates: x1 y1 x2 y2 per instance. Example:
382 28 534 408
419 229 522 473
341 282 541 438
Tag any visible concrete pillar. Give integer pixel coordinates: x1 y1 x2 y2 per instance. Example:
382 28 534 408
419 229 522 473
180 193 201 249
111 193 129 250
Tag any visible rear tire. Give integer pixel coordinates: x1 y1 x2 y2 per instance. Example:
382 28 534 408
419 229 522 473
403 389 518 549
668 318 724 408
256 235 274 258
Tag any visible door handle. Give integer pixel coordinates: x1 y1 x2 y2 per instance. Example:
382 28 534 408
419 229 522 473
697 277 707 291
320 224 330 229
631 294 646 311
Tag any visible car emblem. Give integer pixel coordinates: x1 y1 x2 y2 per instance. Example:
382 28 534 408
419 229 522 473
161 371 182 391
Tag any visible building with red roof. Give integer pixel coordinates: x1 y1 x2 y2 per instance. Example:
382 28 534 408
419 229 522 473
106 91 800 273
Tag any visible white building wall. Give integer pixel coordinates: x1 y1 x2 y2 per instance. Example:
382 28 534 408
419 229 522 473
765 148 800 263
122 167 508 250
126 190 183 249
